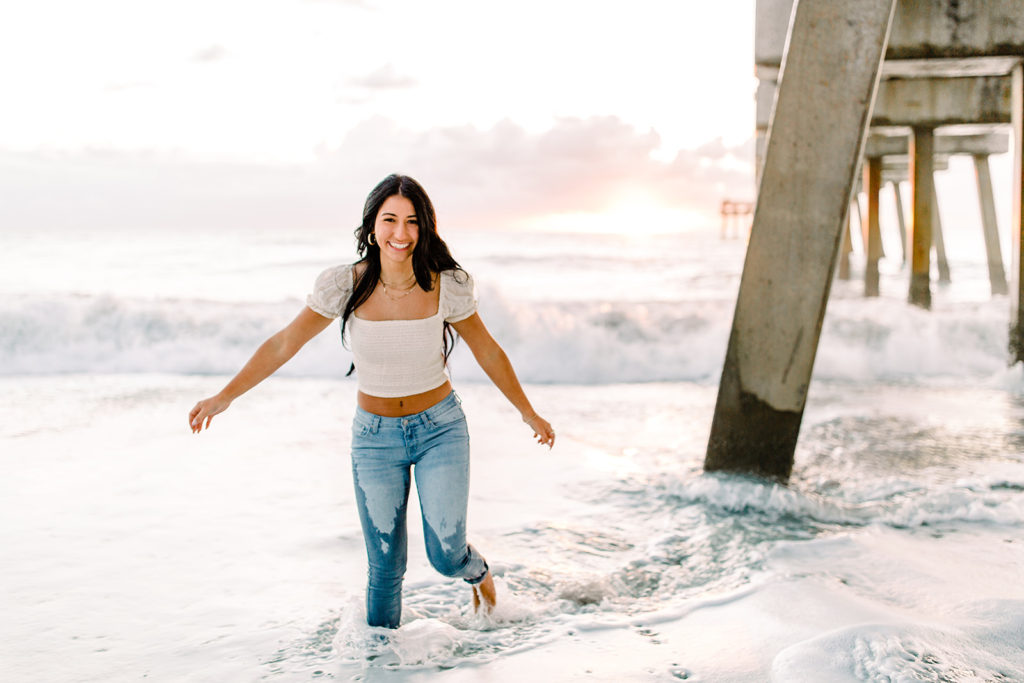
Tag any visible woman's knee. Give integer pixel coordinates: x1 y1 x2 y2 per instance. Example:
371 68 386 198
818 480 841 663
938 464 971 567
425 540 488 582
424 540 469 577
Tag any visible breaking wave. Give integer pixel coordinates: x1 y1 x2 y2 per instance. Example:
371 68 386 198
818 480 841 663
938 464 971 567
0 287 1015 384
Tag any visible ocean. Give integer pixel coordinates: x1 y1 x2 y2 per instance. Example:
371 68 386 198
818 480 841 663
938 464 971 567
3 221 1023 682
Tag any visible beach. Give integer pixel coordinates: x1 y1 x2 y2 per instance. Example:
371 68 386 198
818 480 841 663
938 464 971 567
3 226 1024 681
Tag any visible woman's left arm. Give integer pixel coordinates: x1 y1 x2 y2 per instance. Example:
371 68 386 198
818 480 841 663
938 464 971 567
452 313 555 448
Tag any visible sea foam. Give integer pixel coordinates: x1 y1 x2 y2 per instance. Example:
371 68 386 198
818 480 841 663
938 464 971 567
0 287 1015 386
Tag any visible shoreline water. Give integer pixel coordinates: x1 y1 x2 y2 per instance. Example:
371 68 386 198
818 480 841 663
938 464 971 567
4 224 1024 681
3 374 1023 681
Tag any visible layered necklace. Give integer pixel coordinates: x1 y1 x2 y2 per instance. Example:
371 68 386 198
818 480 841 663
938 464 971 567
379 272 418 301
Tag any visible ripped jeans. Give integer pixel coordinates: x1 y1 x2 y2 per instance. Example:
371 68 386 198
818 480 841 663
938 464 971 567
350 390 489 628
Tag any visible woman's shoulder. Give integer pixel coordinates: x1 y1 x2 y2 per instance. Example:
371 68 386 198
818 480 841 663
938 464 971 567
315 263 357 288
439 267 472 287
307 263 356 319
439 268 477 322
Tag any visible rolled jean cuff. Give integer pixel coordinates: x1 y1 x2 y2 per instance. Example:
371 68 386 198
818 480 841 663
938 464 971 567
463 559 490 585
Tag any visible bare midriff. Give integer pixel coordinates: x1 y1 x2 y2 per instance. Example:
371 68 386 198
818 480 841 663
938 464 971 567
357 380 454 418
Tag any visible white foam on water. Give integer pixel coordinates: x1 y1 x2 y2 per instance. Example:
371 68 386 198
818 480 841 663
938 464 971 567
744 523 1024 683
331 576 570 671
771 602 1024 682
3 226 1020 387
2 286 1017 387
617 465 1024 531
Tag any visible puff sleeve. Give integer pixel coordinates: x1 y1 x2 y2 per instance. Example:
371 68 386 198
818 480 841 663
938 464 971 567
442 269 477 323
306 264 353 319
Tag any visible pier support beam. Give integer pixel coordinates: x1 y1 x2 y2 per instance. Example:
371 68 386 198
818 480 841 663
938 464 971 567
864 157 883 296
851 193 864 253
705 0 896 481
974 154 1008 296
891 180 908 265
931 183 951 284
909 127 934 308
839 211 853 280
1012 63 1024 362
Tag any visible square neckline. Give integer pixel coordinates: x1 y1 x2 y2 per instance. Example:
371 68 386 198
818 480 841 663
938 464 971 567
351 268 443 323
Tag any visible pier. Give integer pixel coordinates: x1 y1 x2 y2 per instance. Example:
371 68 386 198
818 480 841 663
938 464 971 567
706 0 1024 481
720 199 754 239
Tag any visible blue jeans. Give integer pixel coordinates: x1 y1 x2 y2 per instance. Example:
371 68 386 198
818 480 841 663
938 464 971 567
350 391 489 628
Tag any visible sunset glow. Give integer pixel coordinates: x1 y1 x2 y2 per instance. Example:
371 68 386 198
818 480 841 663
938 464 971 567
1 0 757 233
521 190 712 234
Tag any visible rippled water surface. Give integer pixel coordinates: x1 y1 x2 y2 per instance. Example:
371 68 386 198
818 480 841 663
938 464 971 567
4 226 1024 681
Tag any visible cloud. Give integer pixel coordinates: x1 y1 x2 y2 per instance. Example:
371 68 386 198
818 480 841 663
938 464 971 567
0 117 754 234
347 64 416 90
321 116 755 225
695 137 729 160
192 45 226 63
694 136 756 162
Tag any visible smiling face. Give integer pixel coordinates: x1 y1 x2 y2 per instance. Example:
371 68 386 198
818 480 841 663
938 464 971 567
373 194 419 265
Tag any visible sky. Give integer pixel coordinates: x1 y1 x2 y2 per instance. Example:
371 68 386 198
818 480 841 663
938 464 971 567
0 0 759 234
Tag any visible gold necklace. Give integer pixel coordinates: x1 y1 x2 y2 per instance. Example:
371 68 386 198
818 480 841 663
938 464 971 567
379 274 418 302
380 272 416 288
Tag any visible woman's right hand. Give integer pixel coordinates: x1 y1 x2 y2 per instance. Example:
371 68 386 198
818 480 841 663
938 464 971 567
525 414 555 449
189 394 231 434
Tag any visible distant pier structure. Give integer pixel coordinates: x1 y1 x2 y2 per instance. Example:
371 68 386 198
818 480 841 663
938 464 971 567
705 0 1024 481
720 199 755 239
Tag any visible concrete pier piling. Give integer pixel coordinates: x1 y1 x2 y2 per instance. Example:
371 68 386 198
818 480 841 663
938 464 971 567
909 127 934 309
891 180 908 265
974 154 1009 296
839 212 854 281
864 157 883 296
851 194 865 253
1011 63 1024 362
867 131 1009 282
705 0 897 481
931 184 952 284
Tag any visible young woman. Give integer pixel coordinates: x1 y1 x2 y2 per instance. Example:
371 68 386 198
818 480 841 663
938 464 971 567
188 174 555 629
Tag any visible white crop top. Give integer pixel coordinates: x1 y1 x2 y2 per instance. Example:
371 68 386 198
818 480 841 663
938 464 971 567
306 264 477 398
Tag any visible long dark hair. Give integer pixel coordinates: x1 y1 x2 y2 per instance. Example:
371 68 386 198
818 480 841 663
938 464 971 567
341 174 465 376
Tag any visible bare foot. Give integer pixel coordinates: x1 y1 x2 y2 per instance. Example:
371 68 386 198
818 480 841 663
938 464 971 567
472 571 497 614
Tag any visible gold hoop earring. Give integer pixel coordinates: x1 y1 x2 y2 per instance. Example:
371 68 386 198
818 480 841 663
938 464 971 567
368 232 376 245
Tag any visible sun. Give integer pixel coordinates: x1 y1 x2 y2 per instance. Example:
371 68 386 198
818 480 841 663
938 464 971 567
521 190 711 235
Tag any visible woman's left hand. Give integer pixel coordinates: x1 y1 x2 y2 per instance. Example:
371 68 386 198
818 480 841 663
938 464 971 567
524 414 555 449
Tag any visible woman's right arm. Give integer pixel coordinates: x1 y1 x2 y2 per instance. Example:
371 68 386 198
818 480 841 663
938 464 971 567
189 307 334 433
